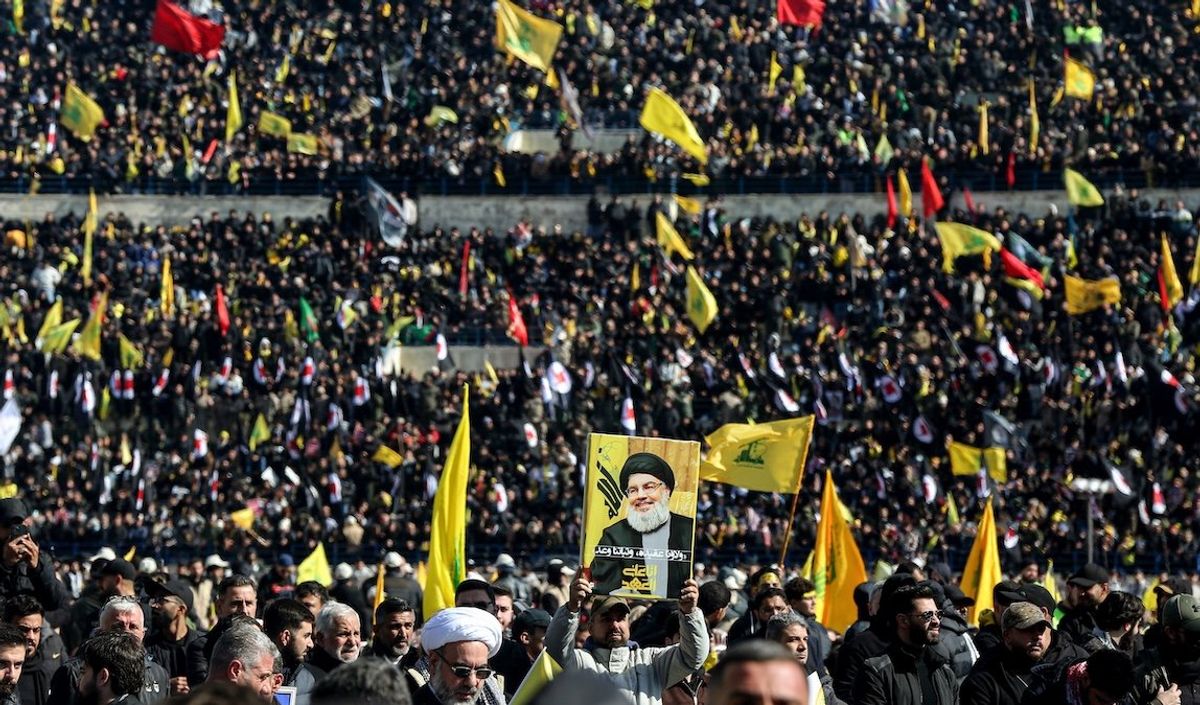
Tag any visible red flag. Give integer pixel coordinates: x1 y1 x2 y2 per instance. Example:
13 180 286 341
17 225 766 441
1158 268 1171 316
777 0 826 27
151 0 225 59
215 284 230 336
886 175 898 229
1005 152 1016 189
963 186 977 216
507 293 528 347
920 159 944 218
459 241 471 297
1000 248 1045 289
931 289 951 312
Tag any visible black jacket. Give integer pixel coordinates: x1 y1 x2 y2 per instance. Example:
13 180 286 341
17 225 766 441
1056 606 1099 649
834 622 890 701
19 630 65 705
853 640 959 705
1130 648 1200 705
961 646 1041 705
590 513 694 599
0 559 71 629
145 628 204 680
47 655 168 705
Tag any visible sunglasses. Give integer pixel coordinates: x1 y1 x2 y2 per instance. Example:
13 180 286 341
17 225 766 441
907 610 945 624
437 651 494 681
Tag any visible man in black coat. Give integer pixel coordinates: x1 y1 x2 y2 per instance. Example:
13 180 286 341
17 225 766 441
1057 563 1110 649
833 573 918 701
4 596 63 705
853 584 958 705
590 453 695 600
960 602 1085 705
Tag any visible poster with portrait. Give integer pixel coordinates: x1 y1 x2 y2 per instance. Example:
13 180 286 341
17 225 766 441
582 433 700 600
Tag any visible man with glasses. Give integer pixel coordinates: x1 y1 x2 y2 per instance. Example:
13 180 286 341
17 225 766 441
143 580 201 695
410 607 504 705
854 584 958 705
591 453 695 599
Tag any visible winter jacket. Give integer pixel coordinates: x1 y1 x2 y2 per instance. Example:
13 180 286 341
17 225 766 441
19 630 65 705
936 610 979 681
960 646 1043 705
47 655 168 705
833 622 890 701
1130 648 1200 705
853 641 959 705
0 558 71 628
546 604 707 705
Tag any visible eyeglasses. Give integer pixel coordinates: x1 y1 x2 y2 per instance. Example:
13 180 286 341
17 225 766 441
907 610 944 624
626 481 664 497
437 651 493 681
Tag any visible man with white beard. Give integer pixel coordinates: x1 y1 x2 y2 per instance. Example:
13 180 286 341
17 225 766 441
591 453 695 599
410 608 504 705
296 602 360 704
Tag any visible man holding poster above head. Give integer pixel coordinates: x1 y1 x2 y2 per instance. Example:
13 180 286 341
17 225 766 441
583 435 700 600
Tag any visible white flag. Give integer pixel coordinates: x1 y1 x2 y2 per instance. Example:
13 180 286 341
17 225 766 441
364 176 414 247
0 399 21 455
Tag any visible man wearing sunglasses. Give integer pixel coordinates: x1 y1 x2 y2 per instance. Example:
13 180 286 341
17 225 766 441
411 607 504 705
854 584 958 705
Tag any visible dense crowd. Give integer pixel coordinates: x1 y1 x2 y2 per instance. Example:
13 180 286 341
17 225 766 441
6 0 1200 192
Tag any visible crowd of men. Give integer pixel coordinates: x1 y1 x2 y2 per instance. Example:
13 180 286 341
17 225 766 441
5 0 1200 192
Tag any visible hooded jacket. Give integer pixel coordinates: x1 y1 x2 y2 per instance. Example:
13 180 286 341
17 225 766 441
853 639 959 705
545 605 707 705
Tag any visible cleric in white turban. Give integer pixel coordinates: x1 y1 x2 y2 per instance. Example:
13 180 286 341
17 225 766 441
412 607 506 705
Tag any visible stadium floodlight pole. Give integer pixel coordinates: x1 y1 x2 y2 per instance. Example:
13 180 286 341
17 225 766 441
1069 477 1114 564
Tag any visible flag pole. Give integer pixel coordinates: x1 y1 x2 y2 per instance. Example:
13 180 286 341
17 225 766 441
777 432 813 567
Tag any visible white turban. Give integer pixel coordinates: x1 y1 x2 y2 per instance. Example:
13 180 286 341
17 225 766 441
421 607 503 657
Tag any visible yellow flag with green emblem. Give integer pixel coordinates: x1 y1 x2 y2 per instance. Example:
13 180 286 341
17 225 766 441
226 71 243 143
61 84 105 140
933 222 1002 274
118 334 143 369
41 318 80 355
424 385 471 618
249 413 270 452
685 265 718 334
1160 234 1184 308
72 291 107 361
371 444 404 468
1064 57 1095 100
1063 274 1121 315
1063 168 1104 207
807 469 868 633
257 111 292 138
655 212 695 261
35 300 63 350
700 416 814 493
495 0 562 72
286 133 319 155
960 498 1003 624
640 87 708 164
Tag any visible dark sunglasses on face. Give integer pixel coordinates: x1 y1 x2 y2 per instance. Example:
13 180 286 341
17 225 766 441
908 610 944 624
437 650 494 680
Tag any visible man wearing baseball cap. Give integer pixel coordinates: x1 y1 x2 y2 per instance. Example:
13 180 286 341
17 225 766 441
144 580 201 695
1145 576 1193 651
0 499 70 630
1129 593 1200 705
1058 563 1110 648
961 603 1070 705
545 574 706 705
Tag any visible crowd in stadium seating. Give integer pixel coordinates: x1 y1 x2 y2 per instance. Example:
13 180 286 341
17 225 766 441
5 0 1200 193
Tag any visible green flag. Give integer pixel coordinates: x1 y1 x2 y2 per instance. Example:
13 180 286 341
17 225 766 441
299 297 319 343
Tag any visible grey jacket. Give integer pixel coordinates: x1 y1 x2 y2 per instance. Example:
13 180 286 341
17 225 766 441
546 605 707 705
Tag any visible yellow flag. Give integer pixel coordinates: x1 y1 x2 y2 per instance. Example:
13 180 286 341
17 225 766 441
494 0 563 72
371 444 405 469
1160 234 1184 308
424 385 471 618
933 222 1002 274
73 291 107 361
960 499 1004 624
1064 274 1121 315
767 52 783 96
230 508 255 531
681 173 710 187
948 440 1007 483
41 318 80 355
978 102 989 155
226 71 243 143
297 543 333 586
639 87 708 164
81 189 97 286
1063 168 1104 207
1005 276 1045 300
286 133 319 155
494 162 507 188
373 562 387 619
124 546 136 562
510 650 563 705
13 0 23 33
35 300 63 350
1189 235 1200 287
249 413 271 452
61 83 105 140
1064 56 1095 100
160 258 175 318
700 416 814 493
685 265 718 333
897 168 913 217
118 334 143 369
807 469 868 633
1028 78 1039 154
655 212 695 261
424 105 460 127
257 111 293 138
1043 559 1061 606
674 194 702 215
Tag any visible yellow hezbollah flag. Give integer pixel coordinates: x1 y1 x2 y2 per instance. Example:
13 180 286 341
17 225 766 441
978 102 989 155
948 440 1007 483
685 265 718 334
960 498 1004 624
41 318 80 355
61 83 105 140
494 0 562 72
230 508 255 531
161 258 175 318
681 173 710 187
700 416 815 493
373 562 387 619
118 334 143 369
640 87 708 164
35 300 63 350
1064 274 1121 315
371 444 404 468
655 212 695 261
674 194 703 215
297 543 333 586
1161 234 1184 308
73 291 107 361
1028 78 1039 155
1190 235 1200 287
1063 168 1104 207
286 133 319 155
81 189 97 286
424 385 471 618
248 413 270 452
933 222 1002 274
226 71 243 143
257 111 293 138
1064 56 1095 100
510 650 563 705
767 52 782 96
897 168 913 217
808 469 868 633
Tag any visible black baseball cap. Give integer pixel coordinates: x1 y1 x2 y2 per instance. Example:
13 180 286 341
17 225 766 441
145 579 195 614
993 580 1024 606
1068 564 1108 588
1017 584 1056 616
0 498 27 524
101 559 136 581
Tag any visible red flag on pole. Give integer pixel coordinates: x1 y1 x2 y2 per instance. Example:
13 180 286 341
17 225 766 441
777 0 826 27
151 0 225 59
1005 152 1017 189
920 159 944 218
1000 249 1045 289
215 284 230 336
963 186 977 216
507 293 528 347
458 241 471 297
886 174 898 229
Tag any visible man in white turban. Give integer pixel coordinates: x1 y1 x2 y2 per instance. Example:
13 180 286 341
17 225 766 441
412 607 506 705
